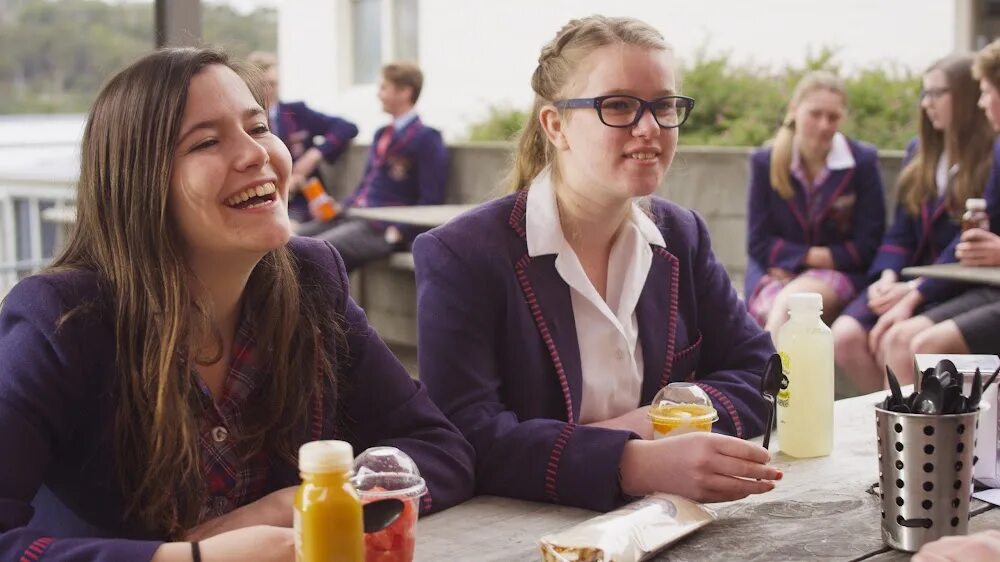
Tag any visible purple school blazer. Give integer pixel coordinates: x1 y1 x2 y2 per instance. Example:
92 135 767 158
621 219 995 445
0 237 473 562
745 137 887 297
413 192 773 513
911 137 1000 302
842 139 996 326
341 117 449 244
274 101 358 164
274 101 358 220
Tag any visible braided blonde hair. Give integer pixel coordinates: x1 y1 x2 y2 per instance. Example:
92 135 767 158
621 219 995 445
504 15 671 192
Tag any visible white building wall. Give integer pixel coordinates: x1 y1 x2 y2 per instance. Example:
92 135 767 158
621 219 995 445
279 0 953 142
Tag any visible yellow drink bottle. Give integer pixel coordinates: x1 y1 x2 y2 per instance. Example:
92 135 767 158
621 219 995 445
775 292 834 458
294 440 364 562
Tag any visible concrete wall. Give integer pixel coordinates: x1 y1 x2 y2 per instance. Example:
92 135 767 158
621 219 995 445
321 142 907 287
321 143 906 352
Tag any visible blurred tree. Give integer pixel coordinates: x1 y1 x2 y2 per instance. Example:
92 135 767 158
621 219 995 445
467 45 922 150
467 105 528 142
0 0 276 114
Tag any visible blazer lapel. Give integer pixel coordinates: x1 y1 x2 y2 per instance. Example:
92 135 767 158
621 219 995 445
508 191 583 422
636 246 679 403
785 181 811 240
518 255 583 422
385 117 422 158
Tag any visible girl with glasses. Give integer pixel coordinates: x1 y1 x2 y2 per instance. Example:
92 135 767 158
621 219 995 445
870 47 1000 384
413 15 779 512
745 71 887 334
832 54 995 392
0 48 473 561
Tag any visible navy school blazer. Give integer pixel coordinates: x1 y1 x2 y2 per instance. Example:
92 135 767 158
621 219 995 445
0 237 474 561
274 101 358 165
745 137 887 297
862 138 999 308
413 192 773 513
342 117 449 244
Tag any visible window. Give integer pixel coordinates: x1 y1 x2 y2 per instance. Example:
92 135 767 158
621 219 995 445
393 0 419 62
349 0 419 85
351 0 383 85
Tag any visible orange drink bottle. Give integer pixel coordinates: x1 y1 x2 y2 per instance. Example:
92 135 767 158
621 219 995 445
294 440 364 562
647 383 719 439
303 178 338 221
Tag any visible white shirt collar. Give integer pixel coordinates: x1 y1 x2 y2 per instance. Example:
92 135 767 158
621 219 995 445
525 166 665 257
792 131 855 172
392 110 419 132
824 132 855 170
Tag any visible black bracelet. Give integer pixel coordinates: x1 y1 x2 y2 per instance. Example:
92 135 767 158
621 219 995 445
191 541 202 562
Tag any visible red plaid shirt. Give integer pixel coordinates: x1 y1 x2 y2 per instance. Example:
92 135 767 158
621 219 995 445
194 317 271 521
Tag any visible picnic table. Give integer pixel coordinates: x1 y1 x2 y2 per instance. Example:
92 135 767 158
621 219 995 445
902 263 1000 288
414 390 999 561
345 204 476 228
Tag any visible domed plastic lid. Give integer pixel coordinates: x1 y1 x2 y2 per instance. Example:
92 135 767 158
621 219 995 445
648 382 718 424
353 446 427 499
651 382 713 410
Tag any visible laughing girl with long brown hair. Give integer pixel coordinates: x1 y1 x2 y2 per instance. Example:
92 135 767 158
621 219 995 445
0 48 473 561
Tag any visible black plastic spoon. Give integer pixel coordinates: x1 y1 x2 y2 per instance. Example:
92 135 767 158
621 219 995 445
759 353 783 450
885 365 908 412
983 365 1000 394
915 373 944 415
363 498 405 533
968 368 983 413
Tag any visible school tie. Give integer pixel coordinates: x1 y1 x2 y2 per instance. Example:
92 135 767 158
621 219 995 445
376 126 394 158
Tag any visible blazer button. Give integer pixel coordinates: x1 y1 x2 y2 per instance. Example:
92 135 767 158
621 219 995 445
616 349 625 361
212 426 229 443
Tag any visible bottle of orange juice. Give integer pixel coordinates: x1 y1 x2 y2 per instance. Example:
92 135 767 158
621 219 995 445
294 440 364 562
302 178 338 221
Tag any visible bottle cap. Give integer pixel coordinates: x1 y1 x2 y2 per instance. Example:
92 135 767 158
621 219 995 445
787 292 823 314
966 198 987 211
299 440 353 473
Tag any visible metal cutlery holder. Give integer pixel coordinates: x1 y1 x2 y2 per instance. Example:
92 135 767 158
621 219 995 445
876 406 978 552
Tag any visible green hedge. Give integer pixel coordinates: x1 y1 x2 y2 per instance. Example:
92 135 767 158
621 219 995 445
467 47 921 150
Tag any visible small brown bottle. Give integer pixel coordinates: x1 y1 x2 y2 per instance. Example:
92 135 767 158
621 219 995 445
962 198 990 232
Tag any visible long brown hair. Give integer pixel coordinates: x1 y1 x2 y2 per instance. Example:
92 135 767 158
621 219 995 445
504 15 671 193
769 71 847 200
897 54 995 216
50 48 342 536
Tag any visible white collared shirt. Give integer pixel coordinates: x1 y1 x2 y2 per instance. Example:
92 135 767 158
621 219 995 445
935 153 958 197
525 167 666 424
790 132 856 190
392 110 418 132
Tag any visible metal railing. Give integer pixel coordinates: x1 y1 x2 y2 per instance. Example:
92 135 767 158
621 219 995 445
0 176 76 296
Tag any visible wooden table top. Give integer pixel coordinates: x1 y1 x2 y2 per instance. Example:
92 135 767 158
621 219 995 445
414 391 996 561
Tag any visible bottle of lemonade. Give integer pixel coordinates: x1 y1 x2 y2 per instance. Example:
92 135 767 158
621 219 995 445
294 440 364 562
775 292 834 458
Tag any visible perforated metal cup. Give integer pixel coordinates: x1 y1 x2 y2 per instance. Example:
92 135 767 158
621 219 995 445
875 406 979 552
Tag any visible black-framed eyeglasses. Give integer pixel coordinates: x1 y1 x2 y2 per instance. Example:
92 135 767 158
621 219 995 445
919 87 950 100
552 95 696 129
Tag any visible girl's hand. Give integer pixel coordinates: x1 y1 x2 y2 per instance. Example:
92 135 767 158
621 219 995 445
956 229 1000 267
154 526 294 562
619 432 782 503
185 487 296 541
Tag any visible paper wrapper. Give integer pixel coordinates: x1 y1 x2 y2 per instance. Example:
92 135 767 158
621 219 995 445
539 494 716 562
